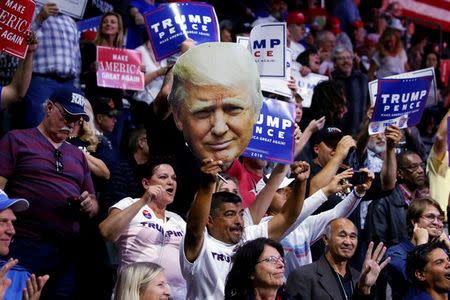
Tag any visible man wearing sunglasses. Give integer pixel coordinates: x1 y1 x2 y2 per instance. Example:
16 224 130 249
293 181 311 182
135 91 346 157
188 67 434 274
0 86 98 299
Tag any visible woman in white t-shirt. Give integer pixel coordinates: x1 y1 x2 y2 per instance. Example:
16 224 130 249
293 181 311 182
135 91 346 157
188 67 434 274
99 161 186 300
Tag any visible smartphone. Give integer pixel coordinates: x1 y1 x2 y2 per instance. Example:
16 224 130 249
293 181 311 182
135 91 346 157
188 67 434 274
349 171 367 185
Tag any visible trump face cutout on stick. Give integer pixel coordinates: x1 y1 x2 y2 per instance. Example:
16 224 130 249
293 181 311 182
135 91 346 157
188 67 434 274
169 42 263 163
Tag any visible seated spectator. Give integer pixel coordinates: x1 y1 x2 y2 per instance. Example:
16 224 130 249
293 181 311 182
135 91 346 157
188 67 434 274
99 161 186 300
286 218 390 299
406 242 450 300
181 159 310 298
224 238 288 299
286 11 307 61
0 86 98 299
113 262 171 300
315 30 336 76
0 32 38 110
386 197 449 299
296 48 320 75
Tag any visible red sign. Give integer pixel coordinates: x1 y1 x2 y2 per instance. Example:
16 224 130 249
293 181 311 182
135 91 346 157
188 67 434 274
441 59 450 88
0 0 35 59
96 46 144 91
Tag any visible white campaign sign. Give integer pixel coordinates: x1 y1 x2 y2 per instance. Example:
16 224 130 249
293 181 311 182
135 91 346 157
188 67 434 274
291 62 328 107
37 0 87 19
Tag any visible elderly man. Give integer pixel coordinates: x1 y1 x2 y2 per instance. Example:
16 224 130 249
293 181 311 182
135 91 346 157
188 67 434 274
286 218 390 299
0 86 98 299
168 42 263 164
331 45 368 136
406 242 450 300
0 189 48 300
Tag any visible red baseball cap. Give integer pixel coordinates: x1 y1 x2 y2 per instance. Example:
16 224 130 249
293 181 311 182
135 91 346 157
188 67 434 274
352 20 364 29
287 11 305 25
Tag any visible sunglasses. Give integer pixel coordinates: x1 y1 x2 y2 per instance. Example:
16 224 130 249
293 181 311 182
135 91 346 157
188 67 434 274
54 149 63 172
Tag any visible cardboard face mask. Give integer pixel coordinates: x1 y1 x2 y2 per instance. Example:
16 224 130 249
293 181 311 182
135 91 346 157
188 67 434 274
169 42 263 163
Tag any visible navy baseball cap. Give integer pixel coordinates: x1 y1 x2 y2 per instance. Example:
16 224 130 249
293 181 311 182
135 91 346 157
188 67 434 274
49 86 90 121
312 126 343 148
0 189 29 212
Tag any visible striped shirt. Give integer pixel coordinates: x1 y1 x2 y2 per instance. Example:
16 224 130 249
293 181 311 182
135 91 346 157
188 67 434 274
0 128 94 242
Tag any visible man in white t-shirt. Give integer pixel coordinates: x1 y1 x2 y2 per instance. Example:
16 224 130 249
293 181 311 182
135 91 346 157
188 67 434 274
180 159 311 299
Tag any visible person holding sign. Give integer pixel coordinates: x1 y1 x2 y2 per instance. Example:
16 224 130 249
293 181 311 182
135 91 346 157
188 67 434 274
21 3 81 128
168 42 263 164
0 32 38 110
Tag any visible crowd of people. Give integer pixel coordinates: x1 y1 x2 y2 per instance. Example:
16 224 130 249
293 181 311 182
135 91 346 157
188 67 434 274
0 0 449 299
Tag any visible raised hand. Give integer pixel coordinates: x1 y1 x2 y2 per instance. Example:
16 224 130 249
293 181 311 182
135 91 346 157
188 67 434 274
22 274 50 300
0 258 18 299
354 168 375 195
322 168 353 197
385 125 402 149
413 223 429 245
291 161 310 182
37 3 59 23
200 158 223 184
357 242 391 295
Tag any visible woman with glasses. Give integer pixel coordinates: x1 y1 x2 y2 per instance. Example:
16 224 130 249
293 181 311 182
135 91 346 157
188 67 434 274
225 238 288 300
99 160 186 300
386 197 450 299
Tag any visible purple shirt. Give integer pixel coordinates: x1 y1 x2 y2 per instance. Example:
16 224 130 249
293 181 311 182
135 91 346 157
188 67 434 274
0 128 94 241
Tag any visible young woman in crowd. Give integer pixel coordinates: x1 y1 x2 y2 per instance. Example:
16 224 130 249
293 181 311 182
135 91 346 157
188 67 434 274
368 27 408 80
99 161 186 300
114 262 171 300
225 238 288 300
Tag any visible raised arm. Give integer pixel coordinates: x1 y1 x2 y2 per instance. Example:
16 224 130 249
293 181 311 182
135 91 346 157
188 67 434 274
309 135 356 195
432 108 450 161
268 161 309 241
381 125 401 191
295 117 326 157
184 159 222 262
248 163 289 224
99 185 165 242
1 32 38 110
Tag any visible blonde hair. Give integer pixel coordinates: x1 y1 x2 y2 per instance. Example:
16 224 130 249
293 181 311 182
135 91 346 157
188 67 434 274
114 262 164 300
79 101 99 152
377 28 403 58
94 12 124 48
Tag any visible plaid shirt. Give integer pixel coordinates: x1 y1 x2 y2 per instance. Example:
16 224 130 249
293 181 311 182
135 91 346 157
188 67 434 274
31 5 81 81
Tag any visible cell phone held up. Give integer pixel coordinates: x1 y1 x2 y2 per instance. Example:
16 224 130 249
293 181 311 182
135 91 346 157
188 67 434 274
349 171 368 185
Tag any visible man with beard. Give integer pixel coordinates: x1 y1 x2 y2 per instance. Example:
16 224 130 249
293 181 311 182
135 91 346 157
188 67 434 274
366 150 429 248
331 45 368 136
387 197 450 299
0 86 98 299
406 242 450 300
286 218 390 299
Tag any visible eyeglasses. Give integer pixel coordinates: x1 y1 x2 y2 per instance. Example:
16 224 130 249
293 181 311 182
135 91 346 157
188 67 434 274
257 256 285 265
402 162 426 173
54 149 63 172
53 103 81 124
421 213 444 223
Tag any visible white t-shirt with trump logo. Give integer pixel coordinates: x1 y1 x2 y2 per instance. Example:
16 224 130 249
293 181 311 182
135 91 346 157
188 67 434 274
180 222 268 299
112 197 186 300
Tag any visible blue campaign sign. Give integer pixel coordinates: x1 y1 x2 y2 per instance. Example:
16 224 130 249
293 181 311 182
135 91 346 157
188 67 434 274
76 16 101 32
144 2 219 61
371 76 433 127
242 98 295 164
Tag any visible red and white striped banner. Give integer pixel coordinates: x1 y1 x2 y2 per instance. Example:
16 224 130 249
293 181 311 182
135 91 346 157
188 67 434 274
396 0 450 32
